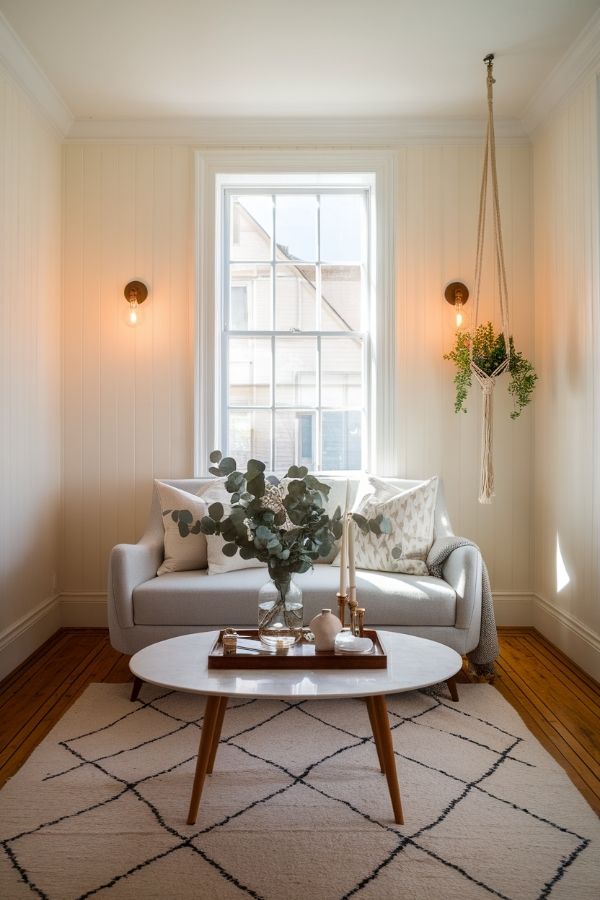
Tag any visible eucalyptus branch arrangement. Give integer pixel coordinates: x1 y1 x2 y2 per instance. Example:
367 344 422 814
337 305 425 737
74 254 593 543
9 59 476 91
168 451 391 586
444 322 537 420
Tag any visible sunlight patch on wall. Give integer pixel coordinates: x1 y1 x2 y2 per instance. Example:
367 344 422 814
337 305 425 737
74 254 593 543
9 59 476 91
555 534 570 593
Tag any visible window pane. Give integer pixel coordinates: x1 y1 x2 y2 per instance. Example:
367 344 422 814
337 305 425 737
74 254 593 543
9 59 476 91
229 410 272 470
320 194 363 263
228 337 272 406
321 337 363 407
275 337 317 407
230 195 273 261
275 264 316 331
275 410 315 472
322 410 362 471
230 264 272 330
321 265 362 331
275 194 317 261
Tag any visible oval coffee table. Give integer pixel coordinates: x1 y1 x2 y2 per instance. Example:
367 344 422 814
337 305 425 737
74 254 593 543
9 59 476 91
129 630 462 826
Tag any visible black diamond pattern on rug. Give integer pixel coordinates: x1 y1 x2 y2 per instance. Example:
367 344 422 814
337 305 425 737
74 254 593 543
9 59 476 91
0 684 597 900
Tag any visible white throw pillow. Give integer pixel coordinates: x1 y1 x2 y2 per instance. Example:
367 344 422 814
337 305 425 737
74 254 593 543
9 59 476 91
155 481 208 575
197 480 266 575
352 477 438 575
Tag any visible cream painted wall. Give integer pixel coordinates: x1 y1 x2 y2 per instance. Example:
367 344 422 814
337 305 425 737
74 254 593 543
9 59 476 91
0 64 62 673
532 77 600 678
62 145 194 598
62 141 533 610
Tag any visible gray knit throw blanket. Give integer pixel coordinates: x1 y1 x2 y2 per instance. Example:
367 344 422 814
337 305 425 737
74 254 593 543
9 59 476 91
428 536 499 677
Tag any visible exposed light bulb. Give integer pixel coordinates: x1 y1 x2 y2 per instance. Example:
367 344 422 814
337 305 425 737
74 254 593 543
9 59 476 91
128 301 139 326
455 308 463 328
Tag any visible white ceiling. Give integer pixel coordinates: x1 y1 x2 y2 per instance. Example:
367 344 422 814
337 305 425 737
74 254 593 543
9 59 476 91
0 0 599 121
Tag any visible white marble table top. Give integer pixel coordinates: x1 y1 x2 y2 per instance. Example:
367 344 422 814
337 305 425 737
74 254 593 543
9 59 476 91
129 631 462 700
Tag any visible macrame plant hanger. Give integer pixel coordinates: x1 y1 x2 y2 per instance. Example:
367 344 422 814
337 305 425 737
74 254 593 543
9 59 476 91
471 53 511 504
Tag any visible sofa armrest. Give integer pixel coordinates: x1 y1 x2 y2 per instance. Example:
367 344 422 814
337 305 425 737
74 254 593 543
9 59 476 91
108 539 162 629
428 538 483 631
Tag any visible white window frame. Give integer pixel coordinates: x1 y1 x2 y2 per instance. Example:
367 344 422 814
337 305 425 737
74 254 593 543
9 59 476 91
195 150 396 476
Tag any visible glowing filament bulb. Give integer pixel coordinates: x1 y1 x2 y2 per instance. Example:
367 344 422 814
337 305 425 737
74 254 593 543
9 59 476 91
128 302 139 326
455 307 463 328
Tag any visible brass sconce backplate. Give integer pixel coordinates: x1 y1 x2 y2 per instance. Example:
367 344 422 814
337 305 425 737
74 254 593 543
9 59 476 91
444 282 469 306
124 280 148 303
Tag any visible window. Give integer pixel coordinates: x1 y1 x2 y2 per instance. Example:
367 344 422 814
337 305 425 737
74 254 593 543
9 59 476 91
220 185 370 472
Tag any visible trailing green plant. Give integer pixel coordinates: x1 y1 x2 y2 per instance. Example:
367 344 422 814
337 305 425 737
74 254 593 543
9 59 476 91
165 451 391 585
444 322 537 420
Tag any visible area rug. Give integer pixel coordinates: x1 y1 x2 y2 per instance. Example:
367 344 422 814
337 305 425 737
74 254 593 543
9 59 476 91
0 684 598 900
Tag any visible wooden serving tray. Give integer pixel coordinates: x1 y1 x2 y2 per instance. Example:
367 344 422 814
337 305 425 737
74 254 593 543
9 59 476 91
208 629 387 670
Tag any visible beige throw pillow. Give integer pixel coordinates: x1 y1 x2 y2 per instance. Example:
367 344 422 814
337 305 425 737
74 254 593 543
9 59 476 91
352 477 438 575
155 481 208 575
197 481 266 576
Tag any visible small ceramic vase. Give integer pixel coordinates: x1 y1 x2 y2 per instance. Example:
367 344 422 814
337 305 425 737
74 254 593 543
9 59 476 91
309 608 343 652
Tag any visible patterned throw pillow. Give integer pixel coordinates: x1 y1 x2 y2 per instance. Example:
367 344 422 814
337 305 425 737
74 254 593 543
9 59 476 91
352 477 438 575
155 481 208 575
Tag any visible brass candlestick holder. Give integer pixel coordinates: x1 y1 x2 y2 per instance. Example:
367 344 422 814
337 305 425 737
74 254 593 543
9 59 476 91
336 592 347 627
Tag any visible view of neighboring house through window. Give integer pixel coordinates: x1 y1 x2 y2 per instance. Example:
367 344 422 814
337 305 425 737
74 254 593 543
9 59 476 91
222 185 369 472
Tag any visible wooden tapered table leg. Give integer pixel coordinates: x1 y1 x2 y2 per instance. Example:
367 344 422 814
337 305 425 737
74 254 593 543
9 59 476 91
446 675 459 702
365 696 386 774
372 694 404 825
130 677 143 702
206 696 228 775
187 695 223 825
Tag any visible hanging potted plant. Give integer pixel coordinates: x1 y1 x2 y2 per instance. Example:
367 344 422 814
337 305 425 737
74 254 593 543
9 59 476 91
444 322 537 420
443 54 537 503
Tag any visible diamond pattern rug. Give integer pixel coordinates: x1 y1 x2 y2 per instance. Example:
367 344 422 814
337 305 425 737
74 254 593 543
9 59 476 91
0 683 598 899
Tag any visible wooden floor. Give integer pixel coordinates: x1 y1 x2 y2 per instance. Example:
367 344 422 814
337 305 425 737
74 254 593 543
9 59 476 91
0 627 598 813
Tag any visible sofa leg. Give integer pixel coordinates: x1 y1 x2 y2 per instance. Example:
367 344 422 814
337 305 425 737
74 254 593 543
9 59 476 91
446 676 459 702
130 676 143 702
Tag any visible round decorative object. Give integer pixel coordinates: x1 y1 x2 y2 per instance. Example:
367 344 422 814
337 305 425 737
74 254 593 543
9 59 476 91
258 577 303 648
444 282 469 307
124 280 148 303
309 608 343 652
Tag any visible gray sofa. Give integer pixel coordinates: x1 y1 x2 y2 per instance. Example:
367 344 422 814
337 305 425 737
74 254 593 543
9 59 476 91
107 477 483 658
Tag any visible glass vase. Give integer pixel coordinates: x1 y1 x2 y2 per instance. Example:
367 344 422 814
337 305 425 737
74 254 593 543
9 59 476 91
258 575 303 648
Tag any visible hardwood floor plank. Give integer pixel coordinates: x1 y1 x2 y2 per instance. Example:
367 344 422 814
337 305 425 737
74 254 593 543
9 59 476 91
498 641 600 766
515 634 600 712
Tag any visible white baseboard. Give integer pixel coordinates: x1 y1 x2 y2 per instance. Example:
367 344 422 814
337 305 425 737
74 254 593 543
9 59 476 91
533 593 600 682
0 594 61 681
59 593 108 627
492 592 534 626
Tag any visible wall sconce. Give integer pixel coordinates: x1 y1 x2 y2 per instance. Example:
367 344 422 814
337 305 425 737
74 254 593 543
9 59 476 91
124 280 148 327
444 281 469 328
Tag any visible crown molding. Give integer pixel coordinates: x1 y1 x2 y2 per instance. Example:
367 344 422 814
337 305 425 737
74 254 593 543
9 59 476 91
522 8 600 134
66 114 529 145
0 12 72 136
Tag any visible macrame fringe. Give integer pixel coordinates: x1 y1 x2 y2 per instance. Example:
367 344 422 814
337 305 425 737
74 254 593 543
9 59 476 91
479 383 495 504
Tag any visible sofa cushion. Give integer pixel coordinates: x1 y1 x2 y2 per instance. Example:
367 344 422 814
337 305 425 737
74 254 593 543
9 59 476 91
132 565 456 627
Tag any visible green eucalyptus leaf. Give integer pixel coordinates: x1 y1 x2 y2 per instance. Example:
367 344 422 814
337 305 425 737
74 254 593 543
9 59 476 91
287 465 300 478
219 456 237 475
208 502 224 522
179 509 193 524
208 466 222 476
225 471 245 493
391 546 403 559
170 510 180 522
222 543 238 557
190 522 201 534
178 521 190 538
199 516 217 535
266 475 280 486
246 473 265 498
209 450 223 464
239 546 256 560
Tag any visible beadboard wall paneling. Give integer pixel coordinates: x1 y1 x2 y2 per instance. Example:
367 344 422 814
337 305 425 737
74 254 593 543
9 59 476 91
0 65 62 635
532 78 600 678
62 145 194 593
397 143 533 593
62 142 533 599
